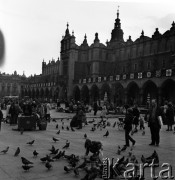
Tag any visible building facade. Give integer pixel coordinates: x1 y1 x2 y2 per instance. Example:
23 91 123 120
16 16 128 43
1 10 175 106
0 71 24 98
60 10 175 105
21 58 68 102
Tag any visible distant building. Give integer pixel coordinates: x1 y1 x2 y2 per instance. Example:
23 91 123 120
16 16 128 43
0 71 24 98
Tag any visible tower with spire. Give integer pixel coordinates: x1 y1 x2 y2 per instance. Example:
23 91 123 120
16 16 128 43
60 22 79 99
110 6 124 44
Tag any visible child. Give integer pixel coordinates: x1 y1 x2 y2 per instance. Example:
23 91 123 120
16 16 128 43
139 115 145 130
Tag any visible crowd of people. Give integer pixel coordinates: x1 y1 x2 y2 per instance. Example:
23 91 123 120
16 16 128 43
0 98 52 125
0 97 175 148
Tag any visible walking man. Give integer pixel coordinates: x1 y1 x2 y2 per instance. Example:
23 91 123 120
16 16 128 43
124 108 136 147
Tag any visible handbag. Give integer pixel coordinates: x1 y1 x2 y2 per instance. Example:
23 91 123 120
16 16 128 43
158 116 163 127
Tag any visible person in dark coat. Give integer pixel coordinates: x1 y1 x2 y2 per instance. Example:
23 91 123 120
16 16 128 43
124 108 136 147
9 102 16 125
148 99 162 146
93 101 98 116
165 102 174 131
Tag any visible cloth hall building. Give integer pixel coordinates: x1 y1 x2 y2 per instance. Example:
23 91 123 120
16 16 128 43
60 10 175 106
1 9 175 106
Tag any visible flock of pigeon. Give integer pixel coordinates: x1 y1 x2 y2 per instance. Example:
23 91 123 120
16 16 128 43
0 116 160 180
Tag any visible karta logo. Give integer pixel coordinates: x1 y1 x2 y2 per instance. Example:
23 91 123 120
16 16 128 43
102 158 110 179
102 158 174 179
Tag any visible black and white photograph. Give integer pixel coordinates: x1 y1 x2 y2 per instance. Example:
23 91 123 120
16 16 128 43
0 0 175 179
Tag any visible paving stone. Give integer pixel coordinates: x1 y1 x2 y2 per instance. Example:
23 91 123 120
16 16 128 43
0 109 174 180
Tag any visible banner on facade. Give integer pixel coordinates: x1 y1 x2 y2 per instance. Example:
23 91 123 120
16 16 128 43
116 75 120 80
130 73 134 79
166 69 172 77
110 76 113 81
88 78 91 83
104 77 107 81
98 77 101 82
83 79 86 83
138 72 142 79
123 74 126 80
147 72 151 78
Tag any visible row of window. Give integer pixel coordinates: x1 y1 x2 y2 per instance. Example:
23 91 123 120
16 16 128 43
122 60 165 73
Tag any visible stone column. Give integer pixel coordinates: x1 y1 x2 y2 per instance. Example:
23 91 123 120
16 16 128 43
123 89 128 105
139 88 144 106
158 87 162 106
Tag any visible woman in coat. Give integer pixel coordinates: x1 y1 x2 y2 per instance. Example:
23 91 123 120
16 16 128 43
166 102 174 131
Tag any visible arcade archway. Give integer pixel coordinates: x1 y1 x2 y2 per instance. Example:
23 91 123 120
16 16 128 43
161 79 175 104
127 82 139 105
81 85 89 104
73 86 80 102
113 83 124 106
100 83 111 102
142 80 158 105
91 84 99 102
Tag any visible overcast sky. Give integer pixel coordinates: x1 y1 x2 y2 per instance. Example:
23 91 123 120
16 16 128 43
0 0 175 77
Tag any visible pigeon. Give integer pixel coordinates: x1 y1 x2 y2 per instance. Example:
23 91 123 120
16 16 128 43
113 122 116 128
1 146 9 154
20 128 24 135
67 126 69 131
53 137 59 142
49 145 55 153
128 149 132 157
74 168 79 176
45 161 52 170
33 150 39 157
90 127 96 131
62 126 64 130
117 146 121 155
27 140 35 145
56 124 58 129
107 122 111 126
40 155 49 162
22 165 33 171
14 147 20 156
63 141 70 149
88 119 95 124
76 159 87 169
141 155 146 164
21 157 33 165
142 130 145 135
52 118 56 122
71 127 75 131
103 130 109 137
117 156 125 164
121 145 127 152
40 155 53 162
52 151 62 160
64 166 72 173
56 130 60 134
84 133 87 139
50 148 59 155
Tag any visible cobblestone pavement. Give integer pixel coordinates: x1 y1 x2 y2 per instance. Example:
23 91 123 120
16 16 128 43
0 109 174 180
